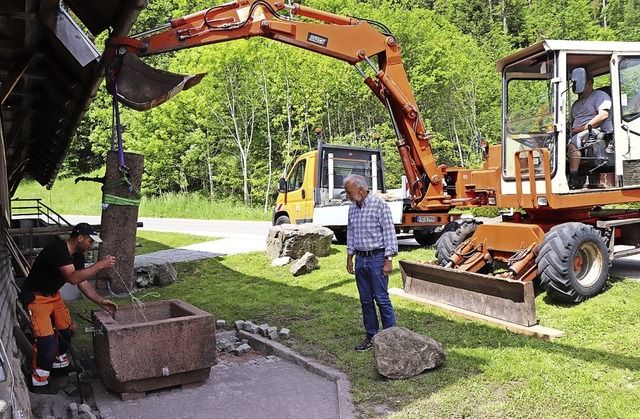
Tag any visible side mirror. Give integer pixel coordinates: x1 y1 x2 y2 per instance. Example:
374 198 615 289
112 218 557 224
571 68 587 94
277 178 287 193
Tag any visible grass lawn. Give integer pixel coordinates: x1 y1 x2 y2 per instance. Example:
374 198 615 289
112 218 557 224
135 230 214 255
14 174 270 221
67 243 640 418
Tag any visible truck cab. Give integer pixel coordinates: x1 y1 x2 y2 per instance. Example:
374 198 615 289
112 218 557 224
272 142 388 241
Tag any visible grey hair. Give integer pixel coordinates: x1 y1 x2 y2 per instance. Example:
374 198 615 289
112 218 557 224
344 174 368 190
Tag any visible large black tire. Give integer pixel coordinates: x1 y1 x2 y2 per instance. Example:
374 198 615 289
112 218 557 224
414 230 438 246
435 219 481 266
274 215 290 226
535 222 610 303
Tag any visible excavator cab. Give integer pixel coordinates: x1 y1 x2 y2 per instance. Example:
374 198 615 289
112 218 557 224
493 40 640 202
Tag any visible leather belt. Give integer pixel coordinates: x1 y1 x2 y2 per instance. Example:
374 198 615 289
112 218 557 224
355 248 384 257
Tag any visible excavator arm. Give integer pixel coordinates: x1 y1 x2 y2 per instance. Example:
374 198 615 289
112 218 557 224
104 0 448 210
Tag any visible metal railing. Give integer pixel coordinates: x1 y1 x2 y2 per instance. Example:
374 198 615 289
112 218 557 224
10 198 72 227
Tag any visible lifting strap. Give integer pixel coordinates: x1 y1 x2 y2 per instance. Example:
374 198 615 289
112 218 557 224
103 78 141 207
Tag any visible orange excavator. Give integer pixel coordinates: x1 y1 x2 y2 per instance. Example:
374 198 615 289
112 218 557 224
103 2 640 327
103 0 470 214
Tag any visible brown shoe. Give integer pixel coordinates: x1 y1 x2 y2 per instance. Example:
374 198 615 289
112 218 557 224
355 337 372 352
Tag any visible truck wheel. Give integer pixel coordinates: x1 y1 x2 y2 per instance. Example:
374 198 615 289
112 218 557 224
536 222 609 303
414 230 438 246
275 215 290 226
333 230 347 244
435 219 480 266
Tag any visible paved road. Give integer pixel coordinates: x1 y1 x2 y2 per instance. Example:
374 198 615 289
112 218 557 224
64 215 640 279
63 215 272 239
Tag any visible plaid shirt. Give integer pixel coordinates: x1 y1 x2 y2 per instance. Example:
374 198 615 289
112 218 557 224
346 193 398 257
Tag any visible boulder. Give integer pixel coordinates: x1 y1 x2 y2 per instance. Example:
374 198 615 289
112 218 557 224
290 252 319 276
373 326 446 379
134 262 178 288
266 224 333 259
271 256 291 267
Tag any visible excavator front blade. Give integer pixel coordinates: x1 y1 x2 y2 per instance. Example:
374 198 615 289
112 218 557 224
106 53 206 111
399 260 537 326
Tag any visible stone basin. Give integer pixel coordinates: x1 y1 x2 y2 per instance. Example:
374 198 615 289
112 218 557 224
92 299 216 398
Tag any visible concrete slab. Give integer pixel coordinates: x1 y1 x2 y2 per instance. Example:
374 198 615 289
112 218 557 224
93 343 353 419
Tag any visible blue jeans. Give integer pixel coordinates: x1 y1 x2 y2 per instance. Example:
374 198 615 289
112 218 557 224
355 252 395 338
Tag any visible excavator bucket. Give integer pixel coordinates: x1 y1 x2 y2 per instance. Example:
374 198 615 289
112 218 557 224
106 53 206 111
399 260 537 326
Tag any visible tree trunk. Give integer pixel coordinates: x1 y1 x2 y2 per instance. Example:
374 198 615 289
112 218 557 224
96 151 144 294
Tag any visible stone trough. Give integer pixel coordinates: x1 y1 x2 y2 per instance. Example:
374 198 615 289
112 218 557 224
92 299 217 400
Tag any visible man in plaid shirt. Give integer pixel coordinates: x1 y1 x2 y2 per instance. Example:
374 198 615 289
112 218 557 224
344 174 398 351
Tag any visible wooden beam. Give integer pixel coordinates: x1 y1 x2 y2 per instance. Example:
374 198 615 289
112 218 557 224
0 53 35 105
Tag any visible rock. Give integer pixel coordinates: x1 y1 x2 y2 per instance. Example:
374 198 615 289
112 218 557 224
134 262 178 288
279 328 290 339
290 252 319 276
266 224 334 259
216 331 237 352
234 320 245 331
259 324 270 336
271 256 291 266
373 326 446 379
232 343 252 356
216 319 226 327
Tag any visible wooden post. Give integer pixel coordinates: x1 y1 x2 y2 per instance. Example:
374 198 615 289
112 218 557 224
96 151 144 294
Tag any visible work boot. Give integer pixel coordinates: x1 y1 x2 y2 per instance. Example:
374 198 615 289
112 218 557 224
568 174 586 190
31 369 50 387
52 353 69 369
355 337 373 352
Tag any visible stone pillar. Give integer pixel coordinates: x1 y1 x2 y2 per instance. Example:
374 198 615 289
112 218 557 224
96 151 144 293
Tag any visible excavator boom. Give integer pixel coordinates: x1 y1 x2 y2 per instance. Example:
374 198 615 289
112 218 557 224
103 0 451 210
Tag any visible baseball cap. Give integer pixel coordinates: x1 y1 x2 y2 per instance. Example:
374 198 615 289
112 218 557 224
70 223 102 243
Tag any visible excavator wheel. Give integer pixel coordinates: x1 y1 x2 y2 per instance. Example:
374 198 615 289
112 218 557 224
435 219 481 266
536 222 610 303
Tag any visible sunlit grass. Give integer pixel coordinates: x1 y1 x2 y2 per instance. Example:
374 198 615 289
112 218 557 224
67 244 640 418
14 173 270 221
135 230 214 255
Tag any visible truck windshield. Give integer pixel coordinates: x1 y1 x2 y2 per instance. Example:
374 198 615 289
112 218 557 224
503 76 556 179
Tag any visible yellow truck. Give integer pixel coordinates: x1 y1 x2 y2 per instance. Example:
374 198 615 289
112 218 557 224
272 141 459 244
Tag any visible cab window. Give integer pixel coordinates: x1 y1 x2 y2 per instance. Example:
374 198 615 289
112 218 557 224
287 160 306 191
620 57 640 122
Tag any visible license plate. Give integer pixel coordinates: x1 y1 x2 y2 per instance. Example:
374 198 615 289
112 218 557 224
415 216 437 223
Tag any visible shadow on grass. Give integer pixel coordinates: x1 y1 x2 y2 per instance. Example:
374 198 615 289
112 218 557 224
70 253 640 416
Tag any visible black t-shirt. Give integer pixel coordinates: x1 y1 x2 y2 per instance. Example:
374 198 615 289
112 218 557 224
23 239 85 294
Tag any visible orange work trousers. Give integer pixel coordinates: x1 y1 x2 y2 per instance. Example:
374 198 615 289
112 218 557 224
27 292 72 370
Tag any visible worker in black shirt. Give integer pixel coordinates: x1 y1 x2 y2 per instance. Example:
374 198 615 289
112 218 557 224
20 223 117 387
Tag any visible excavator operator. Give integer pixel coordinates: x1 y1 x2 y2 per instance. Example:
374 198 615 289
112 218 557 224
567 68 613 189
